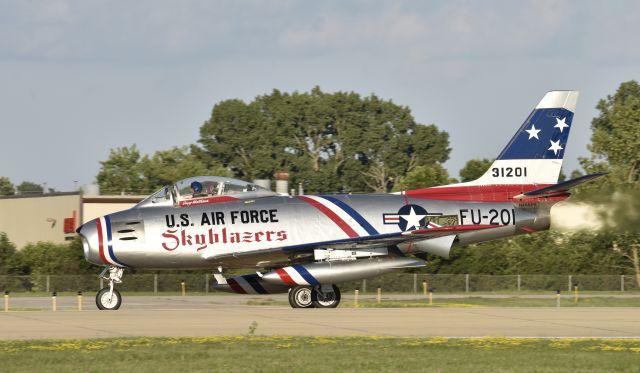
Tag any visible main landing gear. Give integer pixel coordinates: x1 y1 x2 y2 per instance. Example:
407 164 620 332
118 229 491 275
96 266 124 310
288 285 341 308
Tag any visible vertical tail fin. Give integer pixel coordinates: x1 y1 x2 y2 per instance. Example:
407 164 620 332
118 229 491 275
469 90 579 186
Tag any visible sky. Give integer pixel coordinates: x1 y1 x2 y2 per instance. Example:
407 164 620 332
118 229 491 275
1 0 638 192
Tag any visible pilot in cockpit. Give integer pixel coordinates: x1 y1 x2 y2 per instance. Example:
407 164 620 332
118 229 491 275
190 181 206 198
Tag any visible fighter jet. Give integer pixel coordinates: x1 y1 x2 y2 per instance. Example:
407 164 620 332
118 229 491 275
77 90 604 310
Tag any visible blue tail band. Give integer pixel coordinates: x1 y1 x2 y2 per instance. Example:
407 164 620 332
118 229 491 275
497 108 573 160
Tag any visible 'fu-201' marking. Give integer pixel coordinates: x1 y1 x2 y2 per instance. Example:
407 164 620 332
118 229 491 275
459 208 516 225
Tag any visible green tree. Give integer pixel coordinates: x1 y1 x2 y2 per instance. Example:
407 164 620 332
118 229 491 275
601 187 640 287
581 80 640 185
426 231 623 275
572 81 640 284
16 181 43 195
18 239 96 275
392 164 452 191
197 87 450 193
0 176 14 196
97 145 230 195
0 232 17 274
140 146 231 192
459 158 493 182
96 145 145 194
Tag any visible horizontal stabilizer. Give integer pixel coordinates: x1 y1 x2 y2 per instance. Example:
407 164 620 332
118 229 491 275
514 172 607 199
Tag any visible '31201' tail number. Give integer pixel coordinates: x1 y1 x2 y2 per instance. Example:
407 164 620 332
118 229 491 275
491 167 527 177
459 209 516 225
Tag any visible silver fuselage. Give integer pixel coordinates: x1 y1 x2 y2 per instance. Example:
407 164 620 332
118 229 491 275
77 193 552 270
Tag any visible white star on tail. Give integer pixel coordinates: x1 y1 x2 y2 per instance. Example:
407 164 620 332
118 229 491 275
525 124 541 140
400 206 427 230
548 140 563 155
554 117 569 133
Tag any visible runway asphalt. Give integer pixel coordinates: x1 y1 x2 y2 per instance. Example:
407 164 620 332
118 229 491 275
1 295 639 340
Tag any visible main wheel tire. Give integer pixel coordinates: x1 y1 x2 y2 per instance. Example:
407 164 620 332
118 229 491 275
288 286 315 308
96 287 122 310
312 285 341 308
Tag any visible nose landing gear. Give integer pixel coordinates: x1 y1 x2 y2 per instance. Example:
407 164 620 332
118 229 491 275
96 266 124 310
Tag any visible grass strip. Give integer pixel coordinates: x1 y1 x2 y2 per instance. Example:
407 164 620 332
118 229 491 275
1 336 639 372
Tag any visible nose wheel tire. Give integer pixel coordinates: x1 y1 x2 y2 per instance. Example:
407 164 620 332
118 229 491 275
312 285 341 308
288 286 314 308
96 287 122 310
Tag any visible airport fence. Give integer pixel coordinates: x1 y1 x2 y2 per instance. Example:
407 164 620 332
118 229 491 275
0 273 638 295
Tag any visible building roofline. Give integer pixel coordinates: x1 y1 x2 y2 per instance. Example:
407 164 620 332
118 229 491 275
83 196 145 203
0 191 80 200
0 192 146 203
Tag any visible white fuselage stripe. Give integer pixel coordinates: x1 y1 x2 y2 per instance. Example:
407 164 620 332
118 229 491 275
283 266 311 286
303 195 369 237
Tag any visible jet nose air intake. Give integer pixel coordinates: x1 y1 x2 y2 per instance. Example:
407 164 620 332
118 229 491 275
76 220 103 265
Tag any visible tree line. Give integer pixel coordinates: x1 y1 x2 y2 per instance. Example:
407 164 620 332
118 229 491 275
96 87 453 195
0 179 53 196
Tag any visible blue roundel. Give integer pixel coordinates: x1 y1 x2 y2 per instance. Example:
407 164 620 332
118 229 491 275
397 204 428 231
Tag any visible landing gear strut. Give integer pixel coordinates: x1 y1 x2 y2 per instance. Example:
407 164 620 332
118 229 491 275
288 285 341 308
96 266 124 310
312 285 341 308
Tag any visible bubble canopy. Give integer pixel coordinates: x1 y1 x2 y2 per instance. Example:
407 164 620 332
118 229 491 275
137 176 277 208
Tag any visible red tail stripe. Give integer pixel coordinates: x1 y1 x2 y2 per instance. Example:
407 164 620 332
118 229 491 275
405 184 566 202
296 196 359 238
276 268 297 285
95 218 109 265
227 278 247 294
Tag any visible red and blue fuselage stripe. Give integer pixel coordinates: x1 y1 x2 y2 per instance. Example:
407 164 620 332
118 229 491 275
227 278 246 293
104 216 127 267
319 195 379 235
292 265 320 286
243 274 268 294
102 216 127 267
296 196 359 237
96 218 109 265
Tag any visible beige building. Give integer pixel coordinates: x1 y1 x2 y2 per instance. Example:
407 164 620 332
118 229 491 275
0 193 144 249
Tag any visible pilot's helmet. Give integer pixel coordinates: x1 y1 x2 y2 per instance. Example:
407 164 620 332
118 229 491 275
190 181 203 193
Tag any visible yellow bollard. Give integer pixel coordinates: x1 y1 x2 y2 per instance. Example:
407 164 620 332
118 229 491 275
52 291 57 312
181 280 186 297
4 291 8 312
354 289 359 308
428 289 433 305
77 291 83 311
422 281 427 296
376 287 381 304
574 285 579 304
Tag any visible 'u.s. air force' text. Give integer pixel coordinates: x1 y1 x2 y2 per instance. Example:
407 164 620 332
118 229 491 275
162 209 285 252
165 209 279 227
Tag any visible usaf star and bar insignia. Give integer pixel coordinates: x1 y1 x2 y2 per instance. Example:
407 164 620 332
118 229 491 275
384 204 450 232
